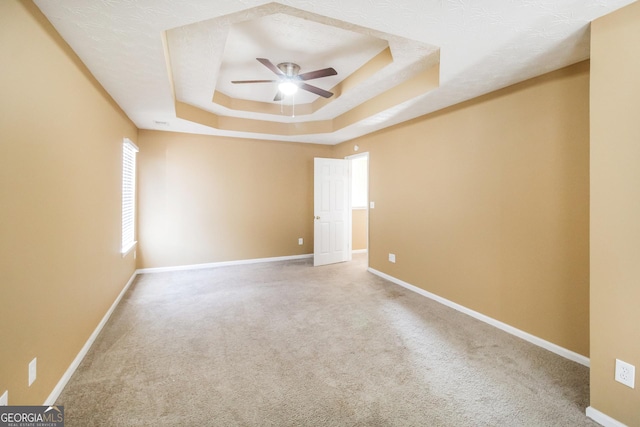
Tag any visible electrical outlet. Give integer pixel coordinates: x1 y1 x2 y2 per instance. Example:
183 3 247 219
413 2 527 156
298 238 303 245
28 358 37 387
0 390 7 406
615 359 635 388
389 253 396 263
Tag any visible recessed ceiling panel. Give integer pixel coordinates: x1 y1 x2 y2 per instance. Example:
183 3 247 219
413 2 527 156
165 3 440 136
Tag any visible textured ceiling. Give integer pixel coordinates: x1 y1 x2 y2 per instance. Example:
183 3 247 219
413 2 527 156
34 0 635 145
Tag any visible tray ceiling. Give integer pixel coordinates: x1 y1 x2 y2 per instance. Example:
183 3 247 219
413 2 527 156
33 0 635 144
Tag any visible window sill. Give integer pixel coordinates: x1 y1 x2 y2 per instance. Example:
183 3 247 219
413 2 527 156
121 241 137 258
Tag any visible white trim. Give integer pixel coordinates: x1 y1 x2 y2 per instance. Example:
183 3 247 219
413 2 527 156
345 152 368 160
586 407 628 427
123 138 139 152
352 249 368 254
368 267 590 367
44 271 138 405
120 241 137 257
136 254 313 274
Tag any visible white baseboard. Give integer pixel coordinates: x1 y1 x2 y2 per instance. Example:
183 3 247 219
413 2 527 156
43 271 138 405
136 253 314 274
586 407 628 427
368 267 590 367
352 249 368 254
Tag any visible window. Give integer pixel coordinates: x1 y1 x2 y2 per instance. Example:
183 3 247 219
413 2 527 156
351 155 368 208
121 138 138 255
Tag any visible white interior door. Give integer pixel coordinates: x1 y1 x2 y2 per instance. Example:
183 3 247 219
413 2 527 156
314 158 351 266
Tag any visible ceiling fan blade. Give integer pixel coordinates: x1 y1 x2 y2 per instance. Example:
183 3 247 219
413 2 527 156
273 91 283 102
299 82 333 98
298 67 337 81
231 79 276 84
256 58 284 76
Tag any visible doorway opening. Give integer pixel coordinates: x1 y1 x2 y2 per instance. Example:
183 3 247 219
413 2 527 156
347 152 369 265
312 154 368 268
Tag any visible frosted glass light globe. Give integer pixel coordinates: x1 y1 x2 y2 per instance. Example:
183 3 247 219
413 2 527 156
278 81 298 96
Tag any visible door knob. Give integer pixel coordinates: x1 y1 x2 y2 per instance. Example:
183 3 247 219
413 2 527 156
314 216 320 220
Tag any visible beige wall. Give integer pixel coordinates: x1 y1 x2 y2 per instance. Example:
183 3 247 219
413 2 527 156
4 0 624 412
590 2 640 424
334 61 591 357
137 130 332 268
0 1 137 404
352 209 367 251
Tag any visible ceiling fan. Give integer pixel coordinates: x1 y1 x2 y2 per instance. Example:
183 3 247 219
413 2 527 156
231 58 337 101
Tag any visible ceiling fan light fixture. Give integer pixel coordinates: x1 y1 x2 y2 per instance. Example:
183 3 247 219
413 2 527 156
278 80 298 96
232 58 335 101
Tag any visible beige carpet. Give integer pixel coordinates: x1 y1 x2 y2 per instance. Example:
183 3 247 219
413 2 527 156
57 254 596 426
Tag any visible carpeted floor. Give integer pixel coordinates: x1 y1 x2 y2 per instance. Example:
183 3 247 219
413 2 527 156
57 254 597 426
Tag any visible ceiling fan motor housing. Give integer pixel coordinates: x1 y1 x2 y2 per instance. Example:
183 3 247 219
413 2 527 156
277 62 300 78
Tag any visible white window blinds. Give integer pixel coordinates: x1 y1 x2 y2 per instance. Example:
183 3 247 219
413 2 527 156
121 138 138 254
